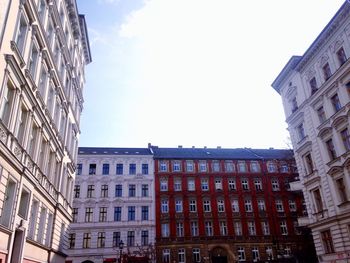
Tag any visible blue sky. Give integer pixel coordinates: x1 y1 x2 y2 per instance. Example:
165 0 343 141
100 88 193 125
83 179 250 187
76 0 345 149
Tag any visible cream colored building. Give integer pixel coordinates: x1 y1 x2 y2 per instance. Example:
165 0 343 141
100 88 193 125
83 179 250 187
67 148 156 263
272 2 350 262
0 0 91 262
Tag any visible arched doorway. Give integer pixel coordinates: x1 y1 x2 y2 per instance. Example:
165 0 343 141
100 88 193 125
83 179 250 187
211 247 228 263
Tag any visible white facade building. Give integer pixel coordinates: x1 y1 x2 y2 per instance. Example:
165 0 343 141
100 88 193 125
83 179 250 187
67 147 156 263
272 2 350 262
0 0 91 262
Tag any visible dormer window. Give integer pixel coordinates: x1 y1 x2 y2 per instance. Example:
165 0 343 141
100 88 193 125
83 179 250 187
310 77 318 95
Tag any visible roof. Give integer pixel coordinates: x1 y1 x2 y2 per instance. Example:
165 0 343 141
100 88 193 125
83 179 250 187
78 147 152 155
151 147 294 160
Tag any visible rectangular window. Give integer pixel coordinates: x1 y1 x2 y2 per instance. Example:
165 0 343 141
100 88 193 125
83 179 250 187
228 179 236 190
309 77 317 95
116 163 123 175
161 200 169 213
175 199 183 213
252 247 260 262
336 178 348 203
174 178 182 191
280 221 288 235
142 163 148 174
203 200 211 212
129 163 136 174
89 164 96 175
201 178 209 191
193 248 200 263
215 179 223 190
341 128 350 152
85 208 93 222
0 81 15 126
113 232 120 247
74 185 80 198
15 15 28 53
115 184 122 197
173 161 181 172
331 94 341 112
189 199 197 212
297 123 305 141
276 199 284 212
321 230 335 254
83 233 91 248
291 97 298 113
127 231 135 247
128 206 135 221
288 200 297 212
101 184 108 198
234 222 242 236
161 223 170 237
178 248 185 263
141 206 149 220
114 207 121 221
176 222 184 237
191 221 199 236
322 63 332 81
129 184 136 197
18 188 30 219
317 106 326 123
219 221 227 235
232 199 239 212
160 179 168 191
337 47 347 66
68 233 75 249
99 207 107 222
225 161 234 172
188 178 195 191
272 179 280 191
212 161 220 172
237 247 245 261
304 153 314 174
205 221 213 236
141 184 149 197
326 138 337 160
245 199 253 212
199 161 207 172
160 161 168 172
241 179 249 190
250 161 260 172
87 185 94 198
102 163 109 175
248 221 256 235
258 199 266 211
217 199 225 212
163 249 170 263
141 230 149 246
238 161 247 172
254 179 262 191
313 189 323 212
97 232 105 248
77 164 82 175
186 161 194 172
28 43 39 78
72 208 78 223
262 221 270 235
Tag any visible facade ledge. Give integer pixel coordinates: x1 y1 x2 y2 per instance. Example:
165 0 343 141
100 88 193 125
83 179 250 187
338 200 350 208
326 156 342 167
10 41 26 68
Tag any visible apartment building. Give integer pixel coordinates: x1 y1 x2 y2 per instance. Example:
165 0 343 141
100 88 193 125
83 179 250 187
67 147 156 263
152 146 315 263
272 2 350 262
0 0 91 262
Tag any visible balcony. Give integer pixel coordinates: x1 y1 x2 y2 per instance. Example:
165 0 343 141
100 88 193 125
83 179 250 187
289 178 302 191
297 216 310 227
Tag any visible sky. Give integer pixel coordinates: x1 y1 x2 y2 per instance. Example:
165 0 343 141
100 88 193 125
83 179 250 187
76 0 345 149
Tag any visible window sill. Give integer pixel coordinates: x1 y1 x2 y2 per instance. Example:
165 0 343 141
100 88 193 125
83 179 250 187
337 200 350 208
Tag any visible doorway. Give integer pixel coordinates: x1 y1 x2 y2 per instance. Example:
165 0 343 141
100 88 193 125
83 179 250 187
212 256 227 263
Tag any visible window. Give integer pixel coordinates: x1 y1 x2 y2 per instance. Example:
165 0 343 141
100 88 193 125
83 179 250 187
191 221 199 236
161 223 170 237
176 222 184 237
331 94 341 112
175 199 183 213
322 63 332 81
205 221 213 236
268 162 277 173
160 178 168 191
241 179 249 190
85 208 93 222
142 184 149 197
141 230 149 246
276 199 284 212
141 206 149 220
234 221 242 236
193 248 200 263
37 0 47 22
237 247 245 261
116 163 123 175
217 199 225 212
72 208 78 223
115 184 122 197
212 161 220 172
341 129 350 152
252 247 260 262
87 185 94 198
304 153 314 174
257 199 266 211
160 161 168 172
317 106 326 123
189 200 197 212
83 233 91 248
142 163 148 174
326 138 337 160
228 179 236 190
201 178 209 191
173 161 181 172
127 231 135 247
220 221 227 235
38 67 48 96
225 161 234 172
102 164 109 175
321 230 335 254
0 81 15 126
186 160 194 172
245 199 252 212
74 185 80 198
15 15 28 53
187 178 195 191
250 161 260 172
254 179 262 191
128 206 135 221
336 178 348 203
232 199 239 212
291 96 298 113
309 77 318 95
248 221 256 235
99 207 107 222
174 178 182 191
203 200 211 212
129 163 136 174
163 249 170 263
77 164 82 175
271 179 280 191
266 246 274 260
178 248 185 263
101 184 108 198
129 184 136 197
313 189 323 212
199 161 207 172
337 47 347 66
28 43 39 78
262 221 270 235
89 164 96 175
114 207 121 221
281 163 289 173
161 200 169 213
18 188 30 219
68 233 75 249
297 123 306 141
280 221 288 235
289 200 297 212
97 232 105 248
238 161 246 172
215 179 222 190
113 232 120 247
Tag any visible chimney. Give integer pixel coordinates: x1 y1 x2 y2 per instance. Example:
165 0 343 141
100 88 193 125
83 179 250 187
178 145 183 148
204 146 207 149
217 146 221 149
192 146 195 148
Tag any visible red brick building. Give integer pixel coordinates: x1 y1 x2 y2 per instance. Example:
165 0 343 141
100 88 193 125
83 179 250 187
151 146 316 263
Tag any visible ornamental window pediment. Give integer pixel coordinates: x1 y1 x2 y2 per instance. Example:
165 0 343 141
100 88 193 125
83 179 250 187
318 127 332 140
331 115 348 131
327 166 343 177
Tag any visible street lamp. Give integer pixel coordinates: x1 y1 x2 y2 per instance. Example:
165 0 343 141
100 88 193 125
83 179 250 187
119 240 124 263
